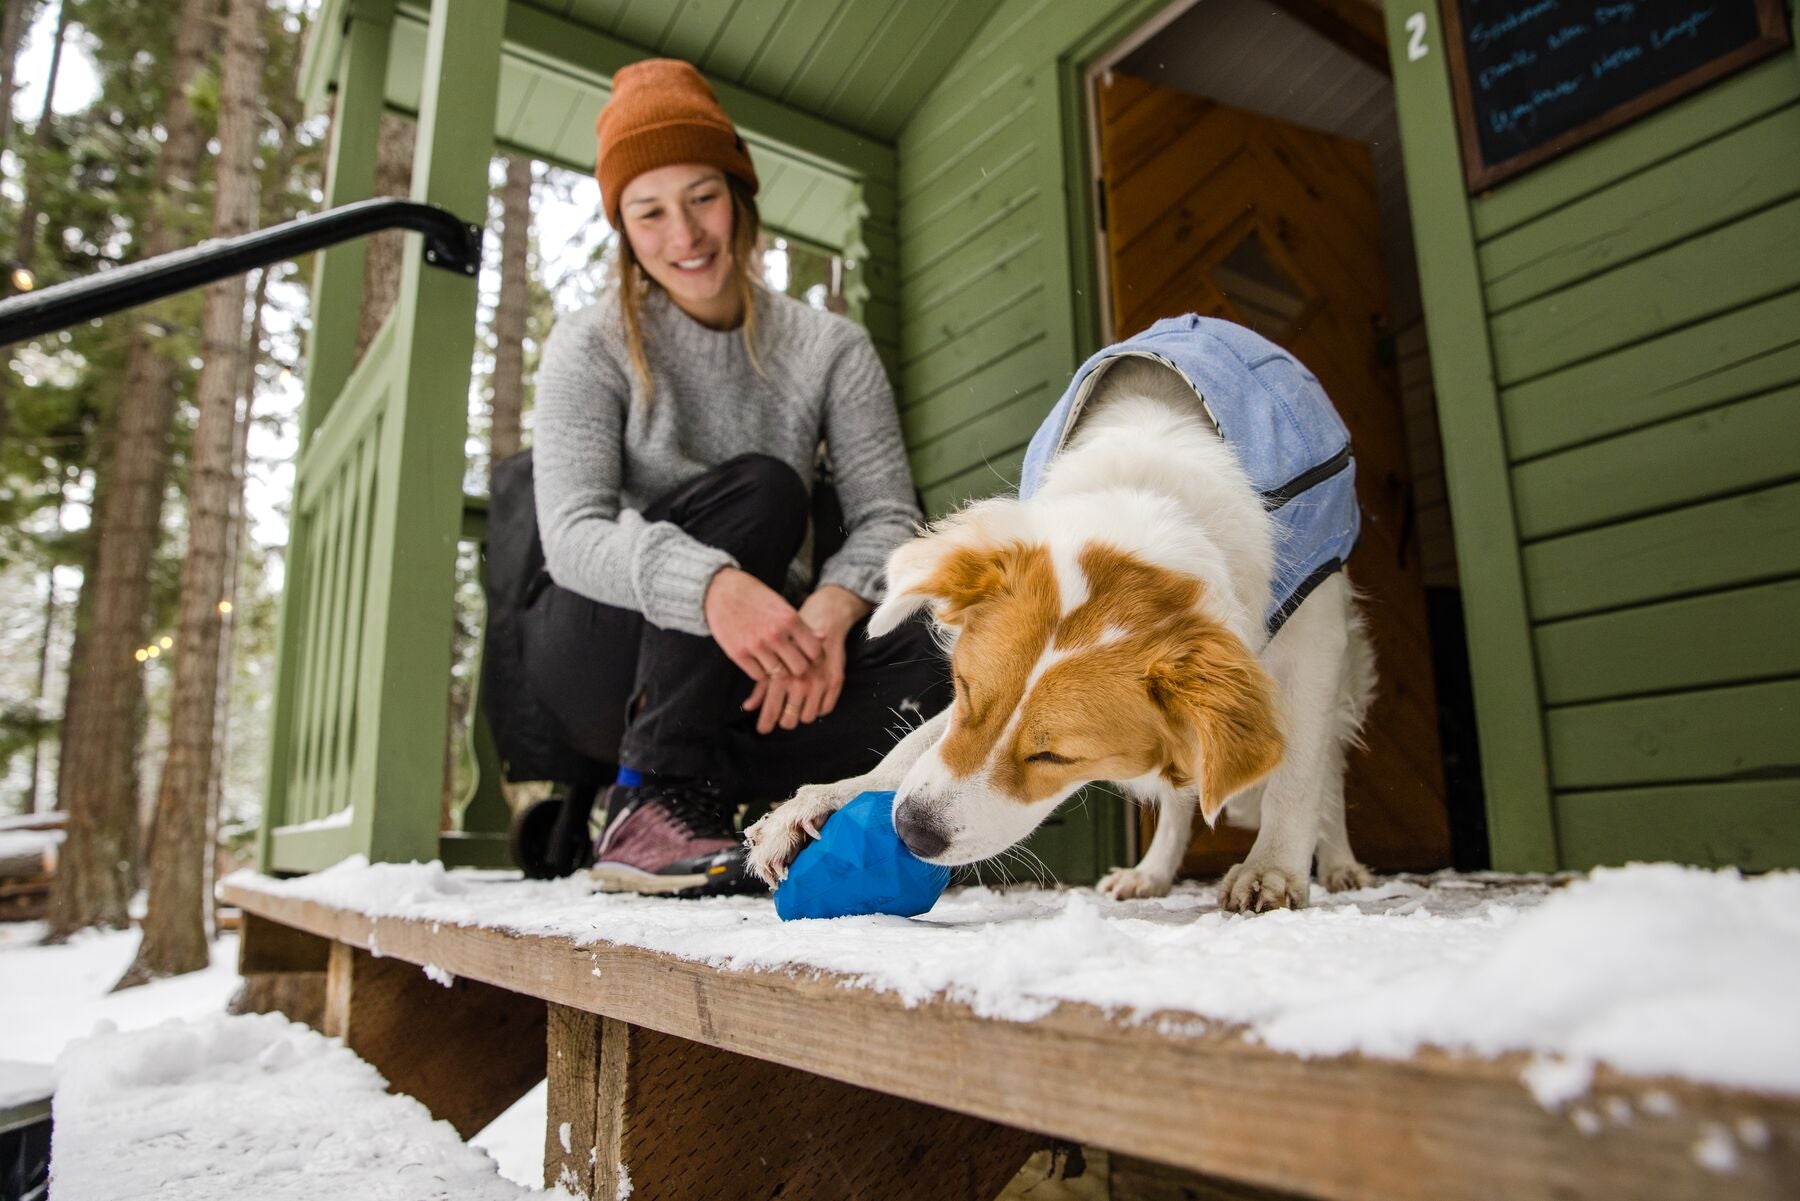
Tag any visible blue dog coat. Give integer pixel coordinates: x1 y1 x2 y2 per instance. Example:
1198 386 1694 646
1019 316 1359 640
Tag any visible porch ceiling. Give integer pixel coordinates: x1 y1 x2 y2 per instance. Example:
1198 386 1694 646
303 0 1009 250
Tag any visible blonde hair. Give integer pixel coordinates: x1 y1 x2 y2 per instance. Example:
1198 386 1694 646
617 176 765 398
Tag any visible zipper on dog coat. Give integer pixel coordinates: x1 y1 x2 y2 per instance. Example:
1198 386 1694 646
1019 315 1360 641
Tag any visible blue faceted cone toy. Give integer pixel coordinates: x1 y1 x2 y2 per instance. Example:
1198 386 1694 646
774 791 952 921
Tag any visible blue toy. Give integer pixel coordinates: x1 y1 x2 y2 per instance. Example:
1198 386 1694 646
773 791 951 921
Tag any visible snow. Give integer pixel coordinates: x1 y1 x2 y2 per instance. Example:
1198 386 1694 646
228 859 1800 1102
275 805 354 833
0 924 242 1068
0 920 563 1193
50 1012 574 1200
469 1080 549 1187
1520 1055 1594 1109
1692 1123 1739 1173
0 827 62 861
0 812 64 832
0 1060 54 1109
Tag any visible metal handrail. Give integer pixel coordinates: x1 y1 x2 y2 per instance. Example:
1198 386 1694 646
0 198 482 348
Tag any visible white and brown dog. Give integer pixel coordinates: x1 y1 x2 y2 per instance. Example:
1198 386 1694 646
747 316 1375 913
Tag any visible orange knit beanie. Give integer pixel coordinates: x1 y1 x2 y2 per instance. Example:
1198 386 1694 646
595 59 759 224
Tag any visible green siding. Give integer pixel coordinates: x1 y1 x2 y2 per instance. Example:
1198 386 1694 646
1468 25 1800 869
1556 780 1800 872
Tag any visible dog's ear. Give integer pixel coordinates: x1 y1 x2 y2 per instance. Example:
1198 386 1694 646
1145 621 1284 822
868 498 1030 636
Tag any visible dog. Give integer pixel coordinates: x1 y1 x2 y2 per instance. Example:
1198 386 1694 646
746 316 1375 913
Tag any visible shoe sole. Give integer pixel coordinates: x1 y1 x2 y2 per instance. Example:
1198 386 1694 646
589 861 716 895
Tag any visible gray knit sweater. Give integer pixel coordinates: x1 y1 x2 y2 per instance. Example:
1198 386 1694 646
532 285 920 635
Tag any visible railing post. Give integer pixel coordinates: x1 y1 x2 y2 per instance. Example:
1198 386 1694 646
348 0 502 865
297 0 394 444
260 0 396 871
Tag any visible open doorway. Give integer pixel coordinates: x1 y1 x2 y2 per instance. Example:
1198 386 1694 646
1087 0 1489 874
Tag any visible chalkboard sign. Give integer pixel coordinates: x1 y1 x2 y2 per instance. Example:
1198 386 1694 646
1441 0 1792 190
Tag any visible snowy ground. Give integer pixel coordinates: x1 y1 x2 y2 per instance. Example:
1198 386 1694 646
0 919 557 1192
242 859 1800 1104
0 922 243 1067
52 1013 566 1200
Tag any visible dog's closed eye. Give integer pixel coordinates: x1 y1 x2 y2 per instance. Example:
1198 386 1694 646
1026 750 1079 765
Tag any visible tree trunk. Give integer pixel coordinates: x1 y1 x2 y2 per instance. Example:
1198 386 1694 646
119 0 265 987
46 0 215 941
0 0 63 456
490 154 532 472
25 476 67 814
12 0 67 279
356 112 415 360
0 0 34 158
208 266 268 915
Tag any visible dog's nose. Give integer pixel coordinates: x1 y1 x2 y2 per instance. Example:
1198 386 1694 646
893 805 949 860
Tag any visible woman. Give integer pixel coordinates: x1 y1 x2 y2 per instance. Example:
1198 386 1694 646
526 59 948 897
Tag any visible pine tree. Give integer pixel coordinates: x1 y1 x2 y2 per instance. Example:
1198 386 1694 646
0 0 39 156
356 112 414 359
46 0 217 939
118 0 265 985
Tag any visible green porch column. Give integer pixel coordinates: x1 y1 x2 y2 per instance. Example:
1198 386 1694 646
258 0 396 870
345 0 503 865
297 0 393 441
1383 0 1557 870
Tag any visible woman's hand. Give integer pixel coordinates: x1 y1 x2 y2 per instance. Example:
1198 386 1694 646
741 585 871 734
704 568 824 709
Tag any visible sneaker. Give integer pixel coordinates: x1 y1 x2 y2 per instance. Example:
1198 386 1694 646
588 781 765 897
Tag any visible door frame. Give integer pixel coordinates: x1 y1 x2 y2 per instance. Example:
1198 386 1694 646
1051 0 1560 871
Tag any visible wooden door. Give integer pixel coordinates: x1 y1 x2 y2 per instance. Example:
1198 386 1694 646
1097 72 1450 874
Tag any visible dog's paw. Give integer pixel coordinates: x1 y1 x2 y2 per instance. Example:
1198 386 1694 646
743 782 859 886
1319 860 1373 893
1096 866 1174 900
1219 862 1310 913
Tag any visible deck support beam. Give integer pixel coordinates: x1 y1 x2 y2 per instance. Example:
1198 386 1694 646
544 1004 1041 1200
325 942 545 1138
228 911 331 1031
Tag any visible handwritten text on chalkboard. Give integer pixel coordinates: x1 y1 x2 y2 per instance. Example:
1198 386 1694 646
1441 0 1789 188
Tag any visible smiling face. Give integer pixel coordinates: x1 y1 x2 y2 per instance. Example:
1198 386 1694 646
869 505 1285 866
618 163 741 328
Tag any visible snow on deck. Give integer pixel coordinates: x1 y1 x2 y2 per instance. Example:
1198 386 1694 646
51 1012 573 1200
230 859 1800 1104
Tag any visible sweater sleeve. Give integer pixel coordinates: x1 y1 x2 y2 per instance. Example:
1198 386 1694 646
815 330 922 604
531 307 737 635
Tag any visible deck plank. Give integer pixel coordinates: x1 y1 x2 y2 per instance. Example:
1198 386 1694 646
220 879 1800 1201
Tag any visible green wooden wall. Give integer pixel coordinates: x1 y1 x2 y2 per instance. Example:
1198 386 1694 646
1385 1 1800 870
891 0 1167 518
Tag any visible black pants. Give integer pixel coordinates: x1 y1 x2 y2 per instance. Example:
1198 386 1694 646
520 454 950 805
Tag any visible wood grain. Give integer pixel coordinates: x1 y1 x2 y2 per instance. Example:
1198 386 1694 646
323 940 546 1138
548 1006 1042 1200
226 880 1800 1201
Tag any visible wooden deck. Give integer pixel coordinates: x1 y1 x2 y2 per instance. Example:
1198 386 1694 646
220 877 1800 1200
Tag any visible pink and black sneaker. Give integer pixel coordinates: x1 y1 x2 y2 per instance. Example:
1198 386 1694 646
588 781 764 897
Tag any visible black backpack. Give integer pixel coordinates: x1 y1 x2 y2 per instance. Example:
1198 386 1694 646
482 450 608 876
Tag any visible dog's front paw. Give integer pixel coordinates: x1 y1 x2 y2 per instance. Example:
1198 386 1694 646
743 782 858 886
1220 862 1311 913
1319 859 1372 893
1096 866 1174 900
